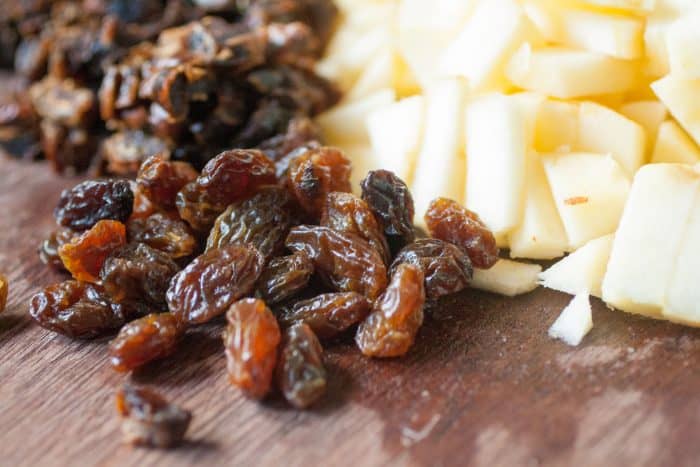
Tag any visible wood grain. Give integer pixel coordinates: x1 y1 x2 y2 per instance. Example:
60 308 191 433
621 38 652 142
1 156 700 467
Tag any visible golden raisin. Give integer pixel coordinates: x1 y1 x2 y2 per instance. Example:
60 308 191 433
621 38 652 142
276 323 326 409
109 313 184 372
58 220 127 283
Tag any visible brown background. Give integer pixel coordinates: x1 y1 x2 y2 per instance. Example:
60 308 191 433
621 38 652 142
2 157 700 467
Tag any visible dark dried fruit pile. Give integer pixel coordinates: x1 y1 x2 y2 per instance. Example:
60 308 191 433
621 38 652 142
0 0 339 175
29 142 499 448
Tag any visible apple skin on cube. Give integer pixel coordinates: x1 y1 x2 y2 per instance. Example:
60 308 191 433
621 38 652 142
652 75 700 147
542 152 631 250
316 89 395 146
602 164 700 318
548 293 593 347
651 120 700 164
471 259 542 297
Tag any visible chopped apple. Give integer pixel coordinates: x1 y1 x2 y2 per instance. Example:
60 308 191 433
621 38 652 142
602 164 700 318
548 293 593 347
542 152 630 249
345 48 394 102
366 95 426 184
666 15 700 78
471 259 542 297
506 44 640 99
464 94 527 235
539 234 614 298
316 89 395 146
576 0 655 13
618 100 668 149
652 75 700 146
342 145 379 193
534 98 580 153
643 20 672 79
651 120 700 164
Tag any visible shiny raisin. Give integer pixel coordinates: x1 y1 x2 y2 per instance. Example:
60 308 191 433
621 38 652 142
321 191 390 265
116 385 191 448
256 252 314 305
276 323 326 409
109 313 184 372
167 245 264 324
39 227 78 270
137 153 198 211
0 274 7 314
391 238 473 299
58 220 127 283
223 298 281 399
356 264 425 358
54 179 134 231
286 225 387 301
278 292 370 339
360 170 415 255
29 281 127 339
424 198 499 269
127 213 197 259
285 146 352 218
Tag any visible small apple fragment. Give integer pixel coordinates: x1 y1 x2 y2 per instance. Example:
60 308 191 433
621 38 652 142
548 293 592 347
652 75 700 147
651 120 700 165
471 259 542 297
316 89 395 146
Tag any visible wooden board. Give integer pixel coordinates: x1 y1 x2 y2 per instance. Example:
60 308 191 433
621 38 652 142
1 156 700 467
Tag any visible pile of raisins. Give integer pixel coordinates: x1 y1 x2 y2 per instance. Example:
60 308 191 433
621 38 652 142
29 145 500 448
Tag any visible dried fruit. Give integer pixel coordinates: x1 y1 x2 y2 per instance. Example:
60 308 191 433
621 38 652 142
58 220 127 283
286 225 388 301
321 192 390 265
54 179 134 231
278 292 370 339
38 227 78 270
360 170 415 255
223 298 281 399
0 274 7 314
391 239 473 299
276 323 326 409
424 198 499 269
102 131 171 177
256 252 314 305
127 213 197 259
116 385 191 449
167 245 264 324
109 313 184 372
136 153 198 211
356 264 425 358
29 281 127 339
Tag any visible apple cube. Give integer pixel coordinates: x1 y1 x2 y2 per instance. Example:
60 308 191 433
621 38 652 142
539 234 614 298
548 293 593 347
602 164 700 318
618 100 668 150
667 16 700 79
471 259 542 297
316 89 395 146
651 120 700 164
575 0 655 14
342 145 378 194
534 99 580 153
345 48 394 102
643 20 672 79
652 75 700 146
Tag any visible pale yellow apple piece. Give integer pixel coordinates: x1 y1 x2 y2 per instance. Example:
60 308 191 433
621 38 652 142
652 75 700 147
548 293 593 347
666 15 700 79
651 120 700 164
575 0 655 13
471 260 542 297
618 100 668 149
345 49 394 102
534 99 580 153
316 89 395 146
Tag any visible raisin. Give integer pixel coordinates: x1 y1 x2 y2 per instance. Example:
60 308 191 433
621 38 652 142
116 385 191 449
285 146 352 218
0 274 7 314
223 298 281 399
176 149 276 232
286 226 387 302
360 170 415 255
100 243 181 312
321 192 390 265
206 186 298 260
356 264 425 358
38 227 78 271
54 179 134 231
127 213 197 259
424 198 499 269
137 153 198 212
167 245 264 324
276 323 326 409
29 281 127 339
109 313 184 372
256 252 314 305
391 239 473 300
58 220 127 283
278 292 370 339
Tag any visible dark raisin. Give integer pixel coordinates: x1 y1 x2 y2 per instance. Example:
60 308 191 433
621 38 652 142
276 323 326 409
39 227 78 271
360 170 415 255
391 238 473 299
256 252 314 305
278 292 370 339
136 153 198 211
54 179 134 231
127 213 197 259
109 313 184 372
58 220 127 283
223 298 281 399
424 198 499 269
286 225 387 301
356 264 425 358
167 245 264 324
116 385 191 449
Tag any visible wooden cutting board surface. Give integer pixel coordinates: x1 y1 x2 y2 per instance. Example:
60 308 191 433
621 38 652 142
1 156 700 467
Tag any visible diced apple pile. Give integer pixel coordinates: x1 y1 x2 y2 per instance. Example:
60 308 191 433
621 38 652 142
316 0 700 329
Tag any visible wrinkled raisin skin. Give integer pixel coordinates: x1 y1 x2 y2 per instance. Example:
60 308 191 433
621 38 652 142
276 323 326 409
54 179 134 231
167 245 264 324
286 225 388 302
424 198 499 269
39 227 77 271
391 238 473 300
137 153 198 211
356 264 425 358
109 313 184 372
127 213 198 259
223 298 281 399
116 385 191 449
278 292 370 339
256 252 314 305
58 220 127 283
